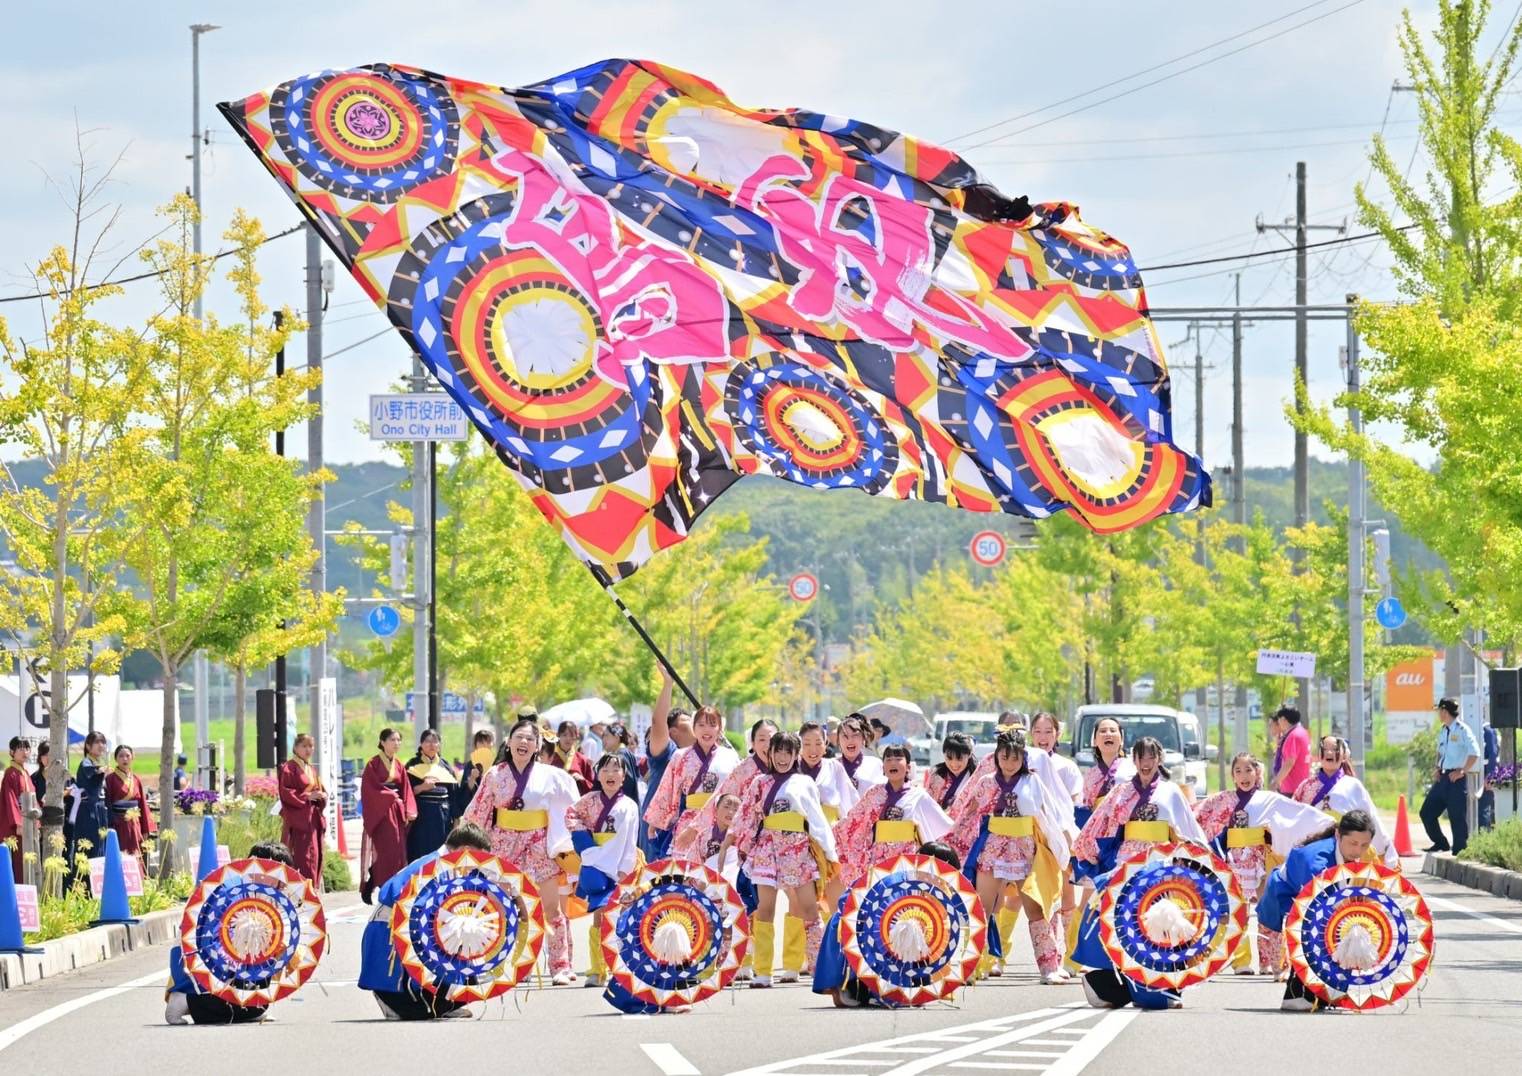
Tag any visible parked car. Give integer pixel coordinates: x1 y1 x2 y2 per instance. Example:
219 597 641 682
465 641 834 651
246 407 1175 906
909 711 1002 766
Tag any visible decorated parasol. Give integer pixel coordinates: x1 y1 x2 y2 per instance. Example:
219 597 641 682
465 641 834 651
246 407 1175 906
179 857 327 1007
838 853 986 1006
389 848 546 1003
599 858 749 1009
1097 841 1247 992
1284 859 1434 1011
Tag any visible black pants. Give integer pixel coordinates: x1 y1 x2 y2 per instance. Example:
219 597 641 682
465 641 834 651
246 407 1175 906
374 988 468 1020
1419 777 1469 853
1283 973 1321 1011
187 993 268 1024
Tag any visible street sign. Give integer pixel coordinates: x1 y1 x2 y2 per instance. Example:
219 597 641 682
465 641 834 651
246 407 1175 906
1375 595 1407 630
369 394 469 442
367 605 401 638
406 691 487 718
969 530 1007 567
14 883 39 932
788 572 819 603
1255 648 1316 679
89 854 144 898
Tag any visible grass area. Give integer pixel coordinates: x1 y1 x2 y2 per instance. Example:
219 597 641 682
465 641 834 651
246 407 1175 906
1459 819 1522 873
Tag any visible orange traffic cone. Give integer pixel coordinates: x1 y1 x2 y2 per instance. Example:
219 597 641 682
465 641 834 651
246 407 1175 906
1393 794 1415 857
335 799 352 859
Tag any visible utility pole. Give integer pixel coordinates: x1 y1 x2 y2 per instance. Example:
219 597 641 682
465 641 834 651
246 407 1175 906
1231 274 1249 754
189 23 218 322
306 227 329 763
410 356 430 742
273 311 287 747
1345 296 1366 779
1257 162 1345 717
428 440 439 732
189 23 219 784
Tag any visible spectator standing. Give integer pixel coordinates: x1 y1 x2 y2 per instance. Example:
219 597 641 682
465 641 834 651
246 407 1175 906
1419 697 1480 854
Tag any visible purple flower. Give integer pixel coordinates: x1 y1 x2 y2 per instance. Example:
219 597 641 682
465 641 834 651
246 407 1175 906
174 788 220 812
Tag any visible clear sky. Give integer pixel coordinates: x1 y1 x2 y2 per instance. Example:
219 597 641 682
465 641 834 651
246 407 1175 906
3 0 1503 475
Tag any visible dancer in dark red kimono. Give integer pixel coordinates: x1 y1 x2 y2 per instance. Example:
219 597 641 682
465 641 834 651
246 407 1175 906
360 728 416 903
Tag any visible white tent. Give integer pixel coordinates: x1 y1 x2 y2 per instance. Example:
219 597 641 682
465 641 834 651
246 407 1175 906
0 673 180 754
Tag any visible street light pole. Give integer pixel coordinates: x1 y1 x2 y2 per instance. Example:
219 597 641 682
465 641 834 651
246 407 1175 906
189 23 219 322
1345 295 1366 779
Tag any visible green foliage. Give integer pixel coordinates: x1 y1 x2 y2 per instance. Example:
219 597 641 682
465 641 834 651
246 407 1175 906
116 197 339 834
322 849 355 892
1301 0 1522 652
1459 818 1522 872
218 798 285 858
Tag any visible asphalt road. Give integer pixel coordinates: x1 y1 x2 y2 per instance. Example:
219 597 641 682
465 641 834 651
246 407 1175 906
1 862 1517 1075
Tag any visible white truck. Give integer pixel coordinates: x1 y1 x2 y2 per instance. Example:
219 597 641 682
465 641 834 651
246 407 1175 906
908 711 1003 767
1065 703 1217 801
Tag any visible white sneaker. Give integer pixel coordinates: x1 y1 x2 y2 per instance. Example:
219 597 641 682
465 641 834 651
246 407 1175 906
551 971 574 986
1081 976 1118 1009
164 993 191 1025
775 970 800 984
1281 997 1314 1013
987 964 1003 978
734 966 754 983
1166 996 1184 1010
1041 968 1072 985
1235 966 1256 976
582 974 604 988
749 976 773 989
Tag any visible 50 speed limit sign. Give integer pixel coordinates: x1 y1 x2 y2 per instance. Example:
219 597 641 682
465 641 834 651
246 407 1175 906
969 530 1007 568
788 572 820 602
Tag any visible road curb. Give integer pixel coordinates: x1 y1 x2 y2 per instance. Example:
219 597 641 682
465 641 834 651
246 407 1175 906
0 906 183 991
1422 852 1522 902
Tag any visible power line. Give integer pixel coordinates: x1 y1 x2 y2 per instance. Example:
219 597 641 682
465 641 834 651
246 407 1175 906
1137 223 1413 273
943 1 1348 146
0 223 304 305
977 134 1415 166
957 0 1369 149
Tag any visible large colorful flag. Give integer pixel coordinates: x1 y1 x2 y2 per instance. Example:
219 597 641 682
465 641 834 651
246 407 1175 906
221 59 1209 578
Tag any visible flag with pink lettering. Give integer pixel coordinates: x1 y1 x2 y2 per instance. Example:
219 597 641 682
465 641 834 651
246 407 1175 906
221 59 1209 578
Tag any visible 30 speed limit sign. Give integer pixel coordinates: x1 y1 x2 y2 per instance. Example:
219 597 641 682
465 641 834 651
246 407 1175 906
969 530 1007 567
788 572 820 602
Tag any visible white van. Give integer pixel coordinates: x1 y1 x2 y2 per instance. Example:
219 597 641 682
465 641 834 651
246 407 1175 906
1066 703 1217 800
909 711 1002 767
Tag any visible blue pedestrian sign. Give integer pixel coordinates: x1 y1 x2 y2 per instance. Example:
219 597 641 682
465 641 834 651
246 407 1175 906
367 605 401 638
1375 596 1407 630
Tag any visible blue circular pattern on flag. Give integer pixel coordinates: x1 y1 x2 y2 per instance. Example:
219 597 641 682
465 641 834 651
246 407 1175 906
614 880 725 991
406 870 521 986
1112 862 1226 973
853 875 963 989
724 358 899 493
269 65 460 203
194 881 301 988
1297 883 1409 991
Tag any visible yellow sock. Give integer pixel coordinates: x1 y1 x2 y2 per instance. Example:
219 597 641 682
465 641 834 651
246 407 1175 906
1062 908 1083 974
782 915 805 972
588 920 605 978
997 905 1019 959
753 920 776 978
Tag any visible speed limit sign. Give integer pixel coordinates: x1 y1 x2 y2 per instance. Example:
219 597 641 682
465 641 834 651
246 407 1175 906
969 530 1007 568
788 572 819 603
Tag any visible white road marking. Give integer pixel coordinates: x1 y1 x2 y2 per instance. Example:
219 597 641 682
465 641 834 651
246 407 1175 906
1425 894 1522 935
879 1010 1099 1076
1042 1010 1137 1076
947 1065 1046 1071
0 971 163 1054
643 1042 701 1076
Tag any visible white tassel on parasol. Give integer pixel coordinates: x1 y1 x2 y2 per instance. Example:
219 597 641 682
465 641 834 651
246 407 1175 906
1333 923 1380 971
888 915 931 963
652 920 694 965
1142 897 1196 946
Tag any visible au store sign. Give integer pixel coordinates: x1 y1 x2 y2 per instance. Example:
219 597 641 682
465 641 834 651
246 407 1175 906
370 394 469 441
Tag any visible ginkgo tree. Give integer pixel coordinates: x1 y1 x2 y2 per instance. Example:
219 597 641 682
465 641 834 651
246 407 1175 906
119 198 334 836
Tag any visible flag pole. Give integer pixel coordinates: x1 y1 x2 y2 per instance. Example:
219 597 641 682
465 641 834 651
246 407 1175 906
586 564 701 708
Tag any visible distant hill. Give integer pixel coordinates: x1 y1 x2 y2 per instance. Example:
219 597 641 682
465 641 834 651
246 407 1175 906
6 452 1440 667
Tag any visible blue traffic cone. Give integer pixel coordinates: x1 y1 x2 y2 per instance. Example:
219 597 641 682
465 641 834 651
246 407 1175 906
0 862 43 954
196 817 219 881
91 829 138 926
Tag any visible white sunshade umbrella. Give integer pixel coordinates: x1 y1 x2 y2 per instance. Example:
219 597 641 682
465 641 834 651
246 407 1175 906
540 697 617 730
857 698 932 739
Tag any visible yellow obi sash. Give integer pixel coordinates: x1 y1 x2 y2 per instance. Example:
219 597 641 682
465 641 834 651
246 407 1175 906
592 832 615 845
821 804 840 824
1321 807 1343 823
1123 820 1171 843
762 811 807 833
989 815 1035 838
683 792 713 810
494 808 549 831
1226 826 1268 848
874 819 918 844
